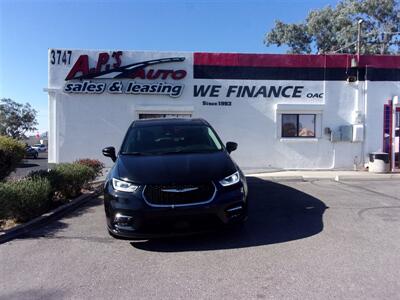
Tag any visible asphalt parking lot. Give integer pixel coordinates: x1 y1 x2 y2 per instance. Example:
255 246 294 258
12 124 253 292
1 178 400 299
8 152 48 179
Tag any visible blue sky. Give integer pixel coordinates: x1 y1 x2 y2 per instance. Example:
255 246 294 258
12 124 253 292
0 0 338 133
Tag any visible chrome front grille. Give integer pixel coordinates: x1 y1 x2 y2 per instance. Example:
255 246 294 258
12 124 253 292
143 182 216 207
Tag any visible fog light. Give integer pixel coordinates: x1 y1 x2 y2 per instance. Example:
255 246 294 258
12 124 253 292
225 205 243 219
114 213 132 224
226 205 243 213
114 213 136 231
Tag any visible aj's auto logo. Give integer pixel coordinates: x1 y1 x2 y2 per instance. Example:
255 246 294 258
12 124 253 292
64 52 186 98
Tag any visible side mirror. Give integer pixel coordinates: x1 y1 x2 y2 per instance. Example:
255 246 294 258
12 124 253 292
226 141 238 154
102 146 116 162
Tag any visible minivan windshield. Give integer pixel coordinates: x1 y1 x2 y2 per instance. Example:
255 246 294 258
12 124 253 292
120 124 223 155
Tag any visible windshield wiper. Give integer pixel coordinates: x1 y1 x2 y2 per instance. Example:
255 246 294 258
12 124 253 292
156 149 218 155
121 152 149 156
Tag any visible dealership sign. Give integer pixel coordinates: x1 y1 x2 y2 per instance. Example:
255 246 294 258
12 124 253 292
62 51 324 102
63 52 186 98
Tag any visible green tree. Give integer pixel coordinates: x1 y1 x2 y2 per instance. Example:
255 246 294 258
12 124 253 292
265 0 400 54
0 98 38 139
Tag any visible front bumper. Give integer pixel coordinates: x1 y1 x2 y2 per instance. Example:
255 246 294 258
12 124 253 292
104 180 247 238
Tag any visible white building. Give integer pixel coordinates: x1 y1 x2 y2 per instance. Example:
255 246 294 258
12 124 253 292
47 49 400 170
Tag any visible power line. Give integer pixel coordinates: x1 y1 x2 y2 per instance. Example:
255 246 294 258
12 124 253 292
332 41 357 53
364 31 400 36
331 31 400 53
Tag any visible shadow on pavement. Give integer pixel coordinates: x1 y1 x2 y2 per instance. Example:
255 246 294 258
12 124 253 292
30 156 48 160
10 156 48 179
0 288 65 300
20 197 104 240
131 177 328 252
16 162 40 168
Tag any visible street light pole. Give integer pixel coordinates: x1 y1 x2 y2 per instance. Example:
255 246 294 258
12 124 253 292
357 19 363 62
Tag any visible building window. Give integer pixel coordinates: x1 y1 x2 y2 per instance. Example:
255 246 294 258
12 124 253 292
281 114 316 138
138 113 192 119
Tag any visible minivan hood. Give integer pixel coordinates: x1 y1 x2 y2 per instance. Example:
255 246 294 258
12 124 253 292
116 151 237 185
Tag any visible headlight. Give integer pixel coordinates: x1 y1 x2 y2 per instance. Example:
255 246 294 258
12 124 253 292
219 171 240 186
112 178 139 192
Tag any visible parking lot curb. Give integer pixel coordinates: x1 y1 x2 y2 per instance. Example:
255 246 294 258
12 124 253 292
266 176 305 182
251 173 400 182
335 174 400 181
0 188 102 245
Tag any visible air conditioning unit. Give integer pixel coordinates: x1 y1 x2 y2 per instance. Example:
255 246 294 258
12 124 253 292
340 125 353 142
330 130 341 142
352 124 364 142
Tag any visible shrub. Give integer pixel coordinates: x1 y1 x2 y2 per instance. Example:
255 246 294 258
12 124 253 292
28 169 52 179
27 163 96 200
75 159 104 179
28 169 62 194
0 177 52 222
0 136 25 181
52 163 96 199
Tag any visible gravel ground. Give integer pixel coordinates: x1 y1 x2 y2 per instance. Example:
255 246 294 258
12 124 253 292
1 178 399 299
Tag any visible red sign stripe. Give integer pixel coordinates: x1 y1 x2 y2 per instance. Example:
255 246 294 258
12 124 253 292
194 52 400 69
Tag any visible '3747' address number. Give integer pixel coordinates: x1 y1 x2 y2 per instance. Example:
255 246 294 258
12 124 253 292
50 49 72 65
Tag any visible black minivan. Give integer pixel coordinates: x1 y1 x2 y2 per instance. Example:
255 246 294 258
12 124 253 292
102 118 247 238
